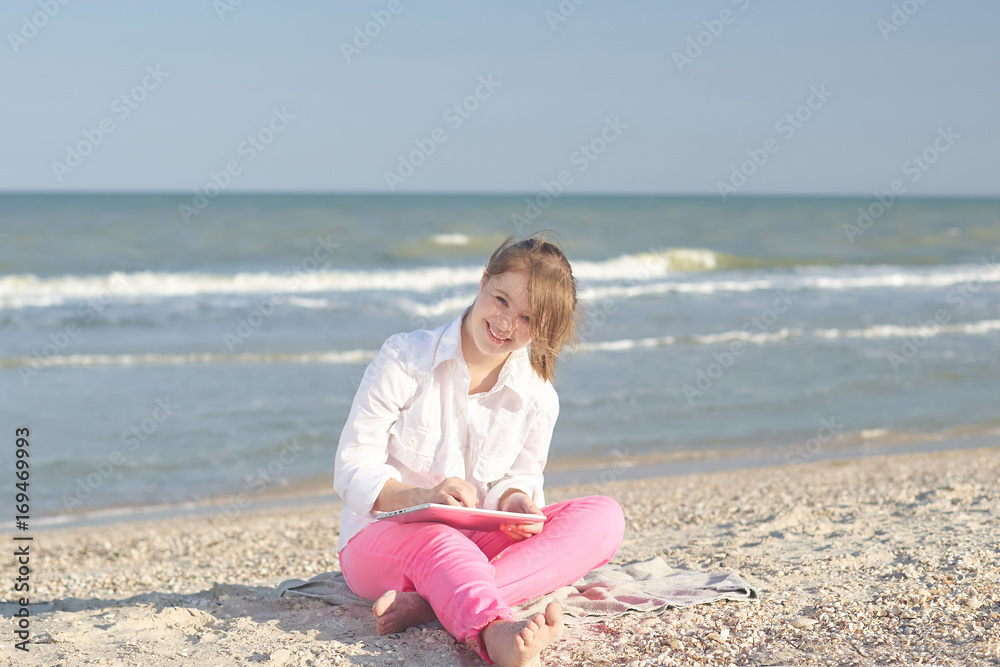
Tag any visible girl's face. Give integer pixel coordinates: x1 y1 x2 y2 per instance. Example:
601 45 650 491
465 270 533 358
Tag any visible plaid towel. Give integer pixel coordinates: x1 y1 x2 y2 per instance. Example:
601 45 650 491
277 556 758 626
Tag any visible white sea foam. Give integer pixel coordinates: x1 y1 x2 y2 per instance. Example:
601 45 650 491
573 247 721 278
0 248 726 308
394 294 473 319
690 328 802 345
582 336 677 352
2 349 375 370
431 233 471 246
812 319 1000 339
0 267 484 307
580 261 1000 301
578 318 1000 352
1 254 996 310
6 318 997 370
286 296 331 309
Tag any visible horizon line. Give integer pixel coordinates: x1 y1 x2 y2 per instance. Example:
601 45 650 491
1 190 998 200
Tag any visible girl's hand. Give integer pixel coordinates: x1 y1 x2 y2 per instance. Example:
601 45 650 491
423 477 479 508
375 478 478 513
498 491 546 542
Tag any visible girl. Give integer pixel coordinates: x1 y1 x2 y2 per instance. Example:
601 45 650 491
334 234 626 666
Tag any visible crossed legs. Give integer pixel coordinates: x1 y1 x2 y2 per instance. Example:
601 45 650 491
339 495 625 664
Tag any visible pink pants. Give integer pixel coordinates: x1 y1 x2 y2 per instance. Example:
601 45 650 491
339 495 625 663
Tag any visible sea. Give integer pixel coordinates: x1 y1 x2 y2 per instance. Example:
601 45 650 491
1 193 998 521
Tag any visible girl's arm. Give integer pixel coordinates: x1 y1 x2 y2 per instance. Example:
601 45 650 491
334 336 417 518
374 476 479 512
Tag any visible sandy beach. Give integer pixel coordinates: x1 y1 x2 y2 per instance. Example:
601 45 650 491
3 446 998 667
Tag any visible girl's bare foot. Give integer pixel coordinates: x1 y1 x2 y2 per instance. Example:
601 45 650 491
372 590 437 635
482 602 563 667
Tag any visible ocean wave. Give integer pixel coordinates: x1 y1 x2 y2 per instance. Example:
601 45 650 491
6 318 997 370
573 247 723 276
812 319 1000 339
286 296 331 309
577 328 800 351
394 294 473 319
431 233 471 246
580 260 1000 301
1 254 995 310
0 267 483 308
578 318 1000 352
1 350 376 370
0 248 732 308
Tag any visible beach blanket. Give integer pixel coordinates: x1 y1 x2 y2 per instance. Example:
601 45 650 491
277 556 758 625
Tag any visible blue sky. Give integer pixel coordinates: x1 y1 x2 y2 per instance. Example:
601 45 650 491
2 0 998 195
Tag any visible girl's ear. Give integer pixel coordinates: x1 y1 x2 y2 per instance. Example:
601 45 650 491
480 271 489 290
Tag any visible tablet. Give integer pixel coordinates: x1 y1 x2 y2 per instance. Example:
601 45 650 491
374 503 546 531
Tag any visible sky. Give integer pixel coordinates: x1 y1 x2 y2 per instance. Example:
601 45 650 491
1 0 998 196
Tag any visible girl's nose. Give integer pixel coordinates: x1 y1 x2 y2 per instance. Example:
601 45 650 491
496 314 512 334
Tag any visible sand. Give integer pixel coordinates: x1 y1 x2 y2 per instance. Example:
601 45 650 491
2 446 998 666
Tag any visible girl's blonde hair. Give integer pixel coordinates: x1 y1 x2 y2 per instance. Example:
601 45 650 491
484 232 579 383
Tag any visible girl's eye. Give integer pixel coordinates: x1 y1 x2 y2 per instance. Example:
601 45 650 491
495 295 528 322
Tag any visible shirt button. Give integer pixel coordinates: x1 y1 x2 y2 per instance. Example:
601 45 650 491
459 408 468 416
408 436 416 445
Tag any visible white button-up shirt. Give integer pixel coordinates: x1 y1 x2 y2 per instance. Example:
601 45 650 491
334 309 559 552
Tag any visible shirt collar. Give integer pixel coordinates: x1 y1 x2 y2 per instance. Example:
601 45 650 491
432 308 530 402
493 346 531 402
432 308 468 369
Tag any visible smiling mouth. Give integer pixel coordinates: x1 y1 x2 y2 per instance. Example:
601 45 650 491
486 321 511 344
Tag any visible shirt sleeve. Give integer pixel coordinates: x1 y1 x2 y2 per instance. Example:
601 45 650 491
334 336 415 518
482 394 559 512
